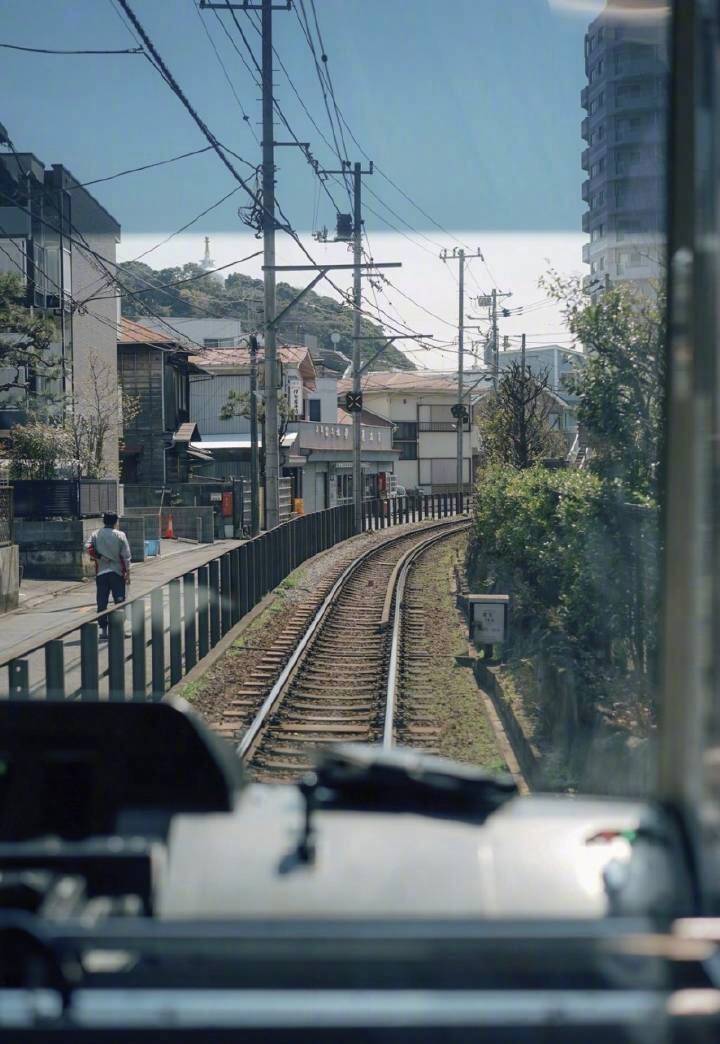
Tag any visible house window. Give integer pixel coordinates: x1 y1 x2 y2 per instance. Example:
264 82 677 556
203 337 236 348
308 399 321 421
174 367 188 419
393 421 418 460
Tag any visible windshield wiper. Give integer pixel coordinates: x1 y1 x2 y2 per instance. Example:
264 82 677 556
308 744 517 814
288 744 516 866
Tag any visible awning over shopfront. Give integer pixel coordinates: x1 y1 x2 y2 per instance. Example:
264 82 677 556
190 433 298 451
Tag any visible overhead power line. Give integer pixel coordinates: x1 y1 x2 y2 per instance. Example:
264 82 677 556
0 41 143 54
74 145 215 188
115 0 260 206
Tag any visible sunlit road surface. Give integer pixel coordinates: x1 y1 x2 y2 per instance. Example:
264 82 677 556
0 539 244 701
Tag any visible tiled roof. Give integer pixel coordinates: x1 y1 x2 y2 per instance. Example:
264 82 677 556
190 344 317 386
118 317 178 345
337 371 462 394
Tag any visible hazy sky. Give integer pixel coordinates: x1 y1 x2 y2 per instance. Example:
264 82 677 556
1 0 597 364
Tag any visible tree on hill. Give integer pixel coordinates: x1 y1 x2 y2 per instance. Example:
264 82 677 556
117 260 415 371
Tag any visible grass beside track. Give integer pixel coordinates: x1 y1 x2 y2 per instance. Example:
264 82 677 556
407 533 506 772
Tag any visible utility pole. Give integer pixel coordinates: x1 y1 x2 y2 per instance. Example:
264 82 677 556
249 334 260 536
441 247 483 501
319 160 375 534
491 289 499 387
201 0 290 530
351 162 364 536
474 288 512 388
261 0 280 530
456 250 465 500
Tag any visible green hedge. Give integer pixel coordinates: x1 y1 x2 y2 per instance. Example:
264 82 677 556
468 465 657 680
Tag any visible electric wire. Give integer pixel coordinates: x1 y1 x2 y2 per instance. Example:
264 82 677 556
0 41 143 55
72 145 214 188
194 5 260 145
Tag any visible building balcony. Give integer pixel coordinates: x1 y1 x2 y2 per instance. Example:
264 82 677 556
581 147 590 171
581 117 590 141
581 85 589 109
581 180 590 202
582 211 591 233
582 243 591 263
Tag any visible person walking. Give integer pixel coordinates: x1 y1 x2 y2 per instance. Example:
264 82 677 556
86 512 131 639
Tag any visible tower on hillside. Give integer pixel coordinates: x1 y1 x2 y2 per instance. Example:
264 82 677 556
200 236 223 283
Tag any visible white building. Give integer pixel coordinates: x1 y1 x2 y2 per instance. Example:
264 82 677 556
189 345 398 512
338 371 479 493
140 316 245 349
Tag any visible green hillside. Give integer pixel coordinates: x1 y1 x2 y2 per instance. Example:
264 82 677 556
118 261 415 370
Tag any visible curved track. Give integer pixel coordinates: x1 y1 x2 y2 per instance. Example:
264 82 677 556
237 518 470 782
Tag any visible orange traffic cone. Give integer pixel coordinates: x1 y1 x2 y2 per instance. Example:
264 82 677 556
162 512 175 539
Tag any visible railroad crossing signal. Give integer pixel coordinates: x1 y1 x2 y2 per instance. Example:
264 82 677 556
451 403 469 421
345 391 363 413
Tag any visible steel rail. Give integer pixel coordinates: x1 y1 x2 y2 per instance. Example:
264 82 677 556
236 517 469 761
382 522 471 749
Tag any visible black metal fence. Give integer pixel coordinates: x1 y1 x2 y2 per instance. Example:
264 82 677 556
362 492 466 529
0 486 13 546
12 479 118 520
1 494 468 702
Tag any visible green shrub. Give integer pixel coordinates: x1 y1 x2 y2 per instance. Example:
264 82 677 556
467 465 656 687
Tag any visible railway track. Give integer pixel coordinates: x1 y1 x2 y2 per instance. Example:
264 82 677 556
235 517 470 782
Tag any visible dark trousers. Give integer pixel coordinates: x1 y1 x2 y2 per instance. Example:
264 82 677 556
96 572 126 632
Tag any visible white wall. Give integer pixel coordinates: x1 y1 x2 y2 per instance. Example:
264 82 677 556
72 230 120 477
308 375 339 422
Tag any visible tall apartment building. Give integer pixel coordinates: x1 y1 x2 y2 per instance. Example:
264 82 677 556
0 150 121 474
580 1 669 296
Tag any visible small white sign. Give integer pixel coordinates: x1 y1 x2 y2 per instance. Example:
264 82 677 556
467 595 509 644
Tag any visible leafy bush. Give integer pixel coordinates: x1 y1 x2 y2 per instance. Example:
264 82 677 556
468 465 656 684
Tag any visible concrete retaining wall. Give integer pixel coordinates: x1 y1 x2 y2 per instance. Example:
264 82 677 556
0 543 19 612
15 519 97 580
119 515 146 563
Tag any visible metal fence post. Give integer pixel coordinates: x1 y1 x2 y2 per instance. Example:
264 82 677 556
8 658 29 700
108 609 125 702
169 578 183 686
131 598 146 700
221 554 232 635
80 623 99 700
151 587 165 699
184 572 197 672
209 559 221 646
45 640 65 701
229 542 241 622
198 565 210 659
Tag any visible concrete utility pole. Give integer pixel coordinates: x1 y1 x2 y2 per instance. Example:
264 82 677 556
351 162 364 536
249 334 260 536
261 0 280 530
441 247 483 501
202 0 290 530
456 251 465 500
320 159 375 534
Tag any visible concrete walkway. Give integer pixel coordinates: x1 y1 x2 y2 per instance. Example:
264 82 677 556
0 538 243 699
